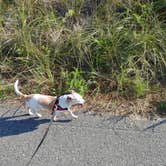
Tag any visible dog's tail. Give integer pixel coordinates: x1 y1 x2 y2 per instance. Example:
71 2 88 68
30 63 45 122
14 80 27 98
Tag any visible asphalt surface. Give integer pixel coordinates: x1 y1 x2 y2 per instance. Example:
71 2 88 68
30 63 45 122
0 102 166 166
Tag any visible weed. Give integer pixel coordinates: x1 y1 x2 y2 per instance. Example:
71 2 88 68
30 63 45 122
155 101 166 115
61 68 87 96
0 0 165 100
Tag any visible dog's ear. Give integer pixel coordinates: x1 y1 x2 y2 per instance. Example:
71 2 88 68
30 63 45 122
71 90 75 94
65 90 75 95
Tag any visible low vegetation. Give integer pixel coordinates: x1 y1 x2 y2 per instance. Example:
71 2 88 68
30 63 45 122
0 0 165 115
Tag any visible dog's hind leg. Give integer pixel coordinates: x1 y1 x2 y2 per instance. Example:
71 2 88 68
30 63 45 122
29 108 34 116
35 111 42 118
29 108 42 117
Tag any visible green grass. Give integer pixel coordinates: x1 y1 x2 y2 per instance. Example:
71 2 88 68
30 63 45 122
0 79 13 99
0 0 165 98
156 101 166 115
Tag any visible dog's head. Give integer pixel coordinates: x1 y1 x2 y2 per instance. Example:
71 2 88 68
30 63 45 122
58 90 85 109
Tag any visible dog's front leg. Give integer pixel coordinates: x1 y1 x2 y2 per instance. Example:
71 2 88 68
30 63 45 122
68 109 78 119
53 111 61 121
53 111 57 121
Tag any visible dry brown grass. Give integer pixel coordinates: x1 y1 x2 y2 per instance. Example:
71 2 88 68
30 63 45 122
82 87 166 119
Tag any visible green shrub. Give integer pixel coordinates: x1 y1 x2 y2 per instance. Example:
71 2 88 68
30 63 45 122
61 68 87 96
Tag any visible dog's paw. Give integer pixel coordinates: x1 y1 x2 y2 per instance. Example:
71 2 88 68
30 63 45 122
53 119 58 122
29 112 34 116
73 115 78 119
29 110 34 116
53 117 58 122
36 113 42 118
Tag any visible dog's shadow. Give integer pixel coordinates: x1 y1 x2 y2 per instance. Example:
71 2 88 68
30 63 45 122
0 114 50 137
0 113 73 137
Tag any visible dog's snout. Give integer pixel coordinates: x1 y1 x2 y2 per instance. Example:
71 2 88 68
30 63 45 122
81 99 85 104
77 99 85 105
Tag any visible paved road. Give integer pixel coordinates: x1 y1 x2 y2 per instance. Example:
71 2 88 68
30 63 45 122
0 102 166 166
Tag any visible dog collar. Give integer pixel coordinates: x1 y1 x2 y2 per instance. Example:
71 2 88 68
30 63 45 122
52 97 68 114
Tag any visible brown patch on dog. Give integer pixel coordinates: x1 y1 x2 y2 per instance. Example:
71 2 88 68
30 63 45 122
38 95 57 110
24 94 57 111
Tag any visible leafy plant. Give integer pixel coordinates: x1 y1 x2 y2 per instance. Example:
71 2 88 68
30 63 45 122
61 68 87 95
156 101 166 115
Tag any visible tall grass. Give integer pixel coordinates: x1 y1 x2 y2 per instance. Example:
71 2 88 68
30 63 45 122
0 0 165 97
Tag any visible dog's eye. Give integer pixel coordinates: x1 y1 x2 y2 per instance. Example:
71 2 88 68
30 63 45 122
67 96 72 101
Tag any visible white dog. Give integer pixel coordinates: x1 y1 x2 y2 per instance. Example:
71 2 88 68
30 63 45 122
14 80 85 121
